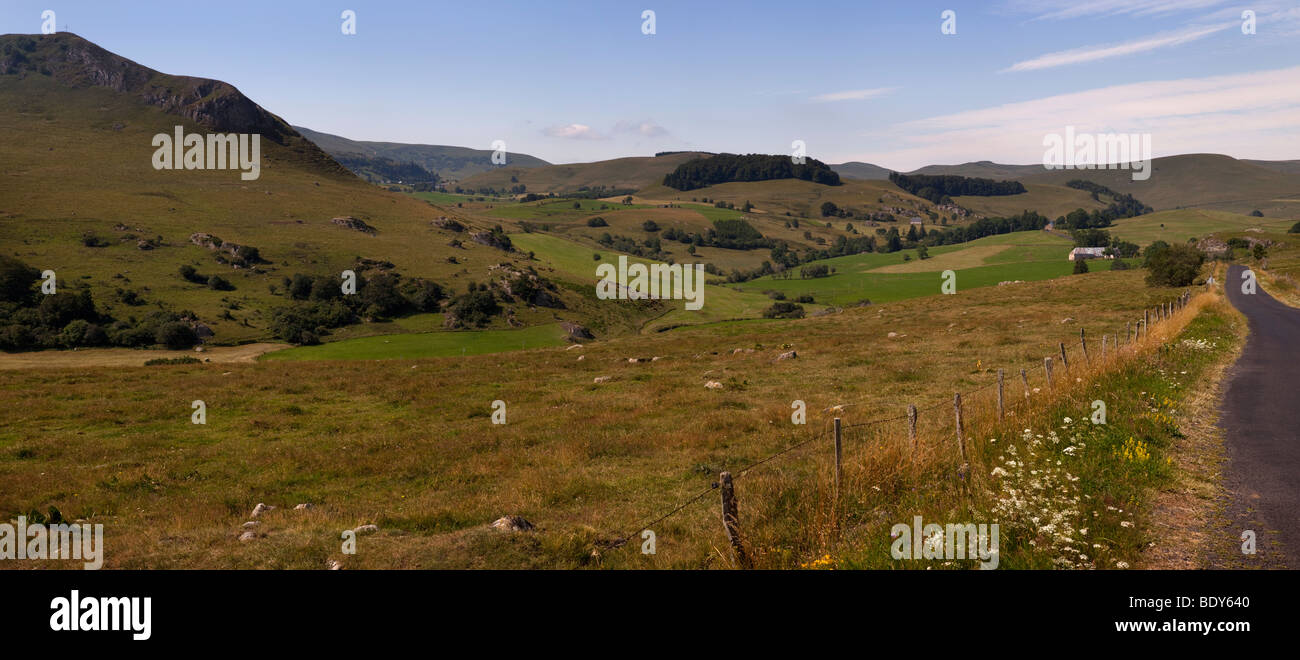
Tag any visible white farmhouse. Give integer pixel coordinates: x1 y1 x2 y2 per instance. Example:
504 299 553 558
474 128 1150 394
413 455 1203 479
1068 247 1112 261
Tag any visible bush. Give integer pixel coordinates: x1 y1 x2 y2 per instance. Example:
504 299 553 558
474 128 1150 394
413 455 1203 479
207 274 235 291
1289 222 1300 234
144 356 201 366
1145 244 1205 287
642 220 660 232
155 322 198 349
586 217 608 227
1110 259 1131 271
1073 259 1089 274
762 302 805 319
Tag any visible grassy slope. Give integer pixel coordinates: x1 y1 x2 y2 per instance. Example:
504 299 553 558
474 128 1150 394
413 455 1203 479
264 323 568 360
0 71 659 346
0 265 1204 569
1109 208 1294 247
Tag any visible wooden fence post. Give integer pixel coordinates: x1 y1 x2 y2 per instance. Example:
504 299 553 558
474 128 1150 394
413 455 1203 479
719 472 751 569
953 393 967 463
833 417 843 497
1101 334 1107 360
1045 357 1054 388
1020 369 1030 403
1080 328 1089 365
996 369 1005 421
1145 308 1150 329
1059 342 1069 370
907 404 918 456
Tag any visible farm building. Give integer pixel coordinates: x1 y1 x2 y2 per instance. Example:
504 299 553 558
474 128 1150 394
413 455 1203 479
1068 247 1112 261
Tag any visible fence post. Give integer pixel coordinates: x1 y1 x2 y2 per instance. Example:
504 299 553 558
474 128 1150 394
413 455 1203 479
833 417 843 498
1059 342 1069 370
1101 334 1107 360
1045 357 1054 388
1080 328 1089 365
719 472 751 569
996 369 1005 421
1020 369 1030 403
1145 308 1150 330
953 393 967 463
907 404 918 456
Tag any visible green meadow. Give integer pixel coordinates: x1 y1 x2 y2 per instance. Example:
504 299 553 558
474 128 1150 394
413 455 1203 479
263 323 569 361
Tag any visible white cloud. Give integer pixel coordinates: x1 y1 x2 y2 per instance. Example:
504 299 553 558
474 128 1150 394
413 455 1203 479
542 123 606 140
809 87 895 102
1003 23 1231 72
613 120 669 138
851 65 1300 170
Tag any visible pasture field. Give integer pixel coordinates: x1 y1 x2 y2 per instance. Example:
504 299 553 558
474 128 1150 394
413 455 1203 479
263 323 569 361
0 267 1223 569
742 230 1089 305
1109 209 1294 247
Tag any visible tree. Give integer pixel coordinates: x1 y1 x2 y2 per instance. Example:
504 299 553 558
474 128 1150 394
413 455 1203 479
155 322 198 349
1145 244 1204 287
1073 258 1089 274
1250 210 1264 217
820 201 839 217
0 255 39 303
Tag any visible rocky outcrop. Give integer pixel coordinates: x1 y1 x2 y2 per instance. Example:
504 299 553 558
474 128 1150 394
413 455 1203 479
332 216 376 234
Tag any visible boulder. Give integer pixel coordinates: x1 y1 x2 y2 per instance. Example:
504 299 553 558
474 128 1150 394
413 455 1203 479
331 216 377 234
250 503 274 519
490 515 535 532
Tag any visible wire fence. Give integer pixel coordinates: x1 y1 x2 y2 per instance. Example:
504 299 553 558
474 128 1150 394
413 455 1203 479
608 288 1201 560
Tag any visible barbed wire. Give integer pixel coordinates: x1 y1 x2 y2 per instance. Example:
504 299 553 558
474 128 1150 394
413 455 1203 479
607 292 1196 550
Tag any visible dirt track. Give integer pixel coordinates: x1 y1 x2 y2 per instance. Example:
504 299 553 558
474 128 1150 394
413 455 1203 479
0 342 289 369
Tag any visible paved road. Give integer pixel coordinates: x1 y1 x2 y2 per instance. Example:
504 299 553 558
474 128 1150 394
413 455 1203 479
1219 264 1300 567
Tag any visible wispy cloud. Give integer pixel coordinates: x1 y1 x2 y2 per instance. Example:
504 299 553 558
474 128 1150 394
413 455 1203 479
1007 0 1228 21
852 65 1300 170
541 123 606 140
1003 23 1231 72
809 87 894 103
613 120 669 138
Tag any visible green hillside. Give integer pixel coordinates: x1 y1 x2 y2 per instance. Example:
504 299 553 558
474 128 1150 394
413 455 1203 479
294 125 550 183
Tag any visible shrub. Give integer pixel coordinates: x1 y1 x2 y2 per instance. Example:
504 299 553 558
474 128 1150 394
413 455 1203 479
1073 259 1089 274
155 322 198 349
762 302 805 319
586 217 608 227
207 274 235 291
642 220 660 232
0 255 39 304
1110 259 1131 271
1289 222 1300 234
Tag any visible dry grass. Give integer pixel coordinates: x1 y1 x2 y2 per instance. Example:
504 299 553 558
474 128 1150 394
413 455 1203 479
0 269 1208 569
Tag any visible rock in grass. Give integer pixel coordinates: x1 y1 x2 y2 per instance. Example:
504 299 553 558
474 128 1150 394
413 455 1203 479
490 515 534 532
294 503 314 511
241 521 259 529
593 376 611 384
238 531 257 542
327 559 343 570
705 381 723 390
250 503 274 519
353 524 379 535
776 350 797 360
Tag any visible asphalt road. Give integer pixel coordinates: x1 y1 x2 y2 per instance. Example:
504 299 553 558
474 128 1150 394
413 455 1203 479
1219 264 1300 567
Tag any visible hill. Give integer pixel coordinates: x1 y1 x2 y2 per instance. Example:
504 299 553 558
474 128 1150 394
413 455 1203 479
830 161 891 180
294 125 550 183
1021 154 1300 217
458 152 709 195
0 33 648 350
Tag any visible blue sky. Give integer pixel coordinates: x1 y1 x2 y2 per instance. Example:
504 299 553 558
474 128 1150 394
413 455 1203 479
4 0 1299 168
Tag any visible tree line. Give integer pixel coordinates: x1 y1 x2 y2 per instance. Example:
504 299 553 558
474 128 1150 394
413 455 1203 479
663 153 841 191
